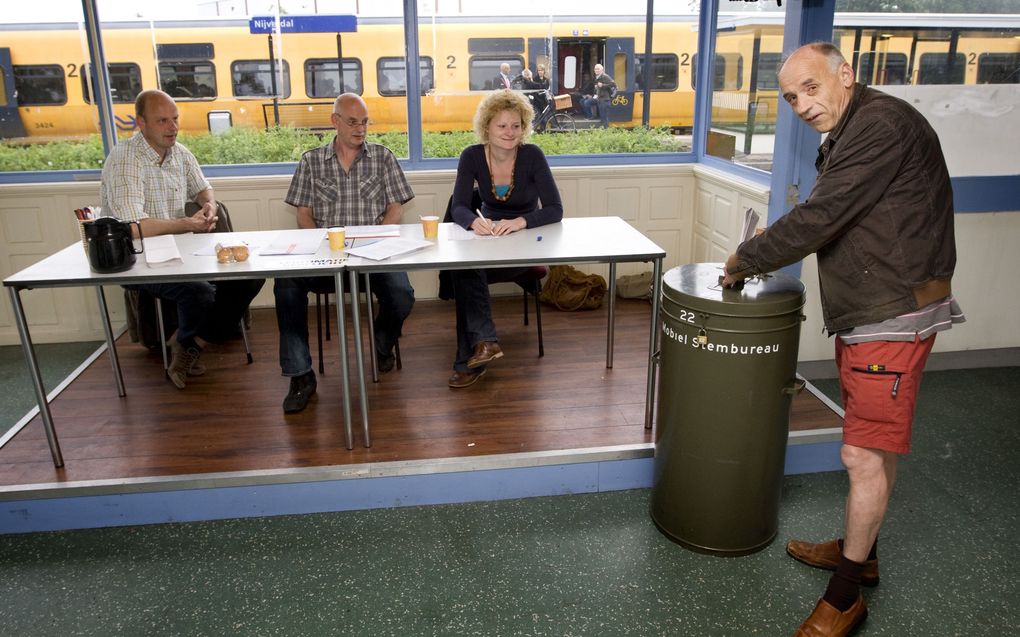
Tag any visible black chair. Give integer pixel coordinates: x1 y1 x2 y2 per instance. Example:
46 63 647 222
314 276 401 381
441 192 546 357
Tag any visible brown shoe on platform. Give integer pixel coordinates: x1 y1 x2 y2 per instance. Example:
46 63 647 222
448 369 486 388
793 595 867 637
467 341 503 369
786 539 880 587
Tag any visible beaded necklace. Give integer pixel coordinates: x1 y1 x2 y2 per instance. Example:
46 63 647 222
486 143 518 202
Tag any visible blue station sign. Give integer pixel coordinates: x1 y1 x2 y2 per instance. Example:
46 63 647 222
249 15 358 34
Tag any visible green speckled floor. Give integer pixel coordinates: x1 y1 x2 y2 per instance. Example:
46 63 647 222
1 363 1018 635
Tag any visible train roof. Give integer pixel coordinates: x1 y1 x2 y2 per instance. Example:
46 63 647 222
3 12 1019 32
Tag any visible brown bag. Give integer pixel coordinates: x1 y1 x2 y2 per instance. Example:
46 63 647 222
539 265 607 311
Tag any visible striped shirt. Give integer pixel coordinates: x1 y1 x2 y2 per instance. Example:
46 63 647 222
99 132 210 222
285 139 414 228
838 295 966 344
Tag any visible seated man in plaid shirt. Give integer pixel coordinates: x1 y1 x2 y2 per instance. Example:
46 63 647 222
275 93 415 414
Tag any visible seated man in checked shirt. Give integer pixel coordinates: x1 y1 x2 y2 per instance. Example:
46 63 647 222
274 93 415 414
100 89 264 390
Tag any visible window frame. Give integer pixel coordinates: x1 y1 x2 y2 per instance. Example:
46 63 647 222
231 59 291 99
304 58 364 98
13 64 67 106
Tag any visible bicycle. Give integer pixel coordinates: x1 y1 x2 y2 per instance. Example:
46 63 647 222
528 90 576 133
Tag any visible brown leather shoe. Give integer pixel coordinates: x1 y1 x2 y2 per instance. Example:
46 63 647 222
467 341 503 368
448 369 486 388
793 595 867 637
787 539 879 587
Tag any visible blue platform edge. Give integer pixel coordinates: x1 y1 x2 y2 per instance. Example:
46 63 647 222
1 442 841 535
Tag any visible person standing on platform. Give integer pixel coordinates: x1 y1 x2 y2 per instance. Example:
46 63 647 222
495 63 513 90
722 43 964 637
100 89 265 389
447 90 562 388
275 93 415 414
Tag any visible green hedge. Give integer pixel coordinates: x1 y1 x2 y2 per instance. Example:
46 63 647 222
0 125 689 172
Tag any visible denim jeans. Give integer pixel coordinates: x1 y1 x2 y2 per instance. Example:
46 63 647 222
580 95 598 119
452 267 529 373
274 272 414 377
126 279 264 347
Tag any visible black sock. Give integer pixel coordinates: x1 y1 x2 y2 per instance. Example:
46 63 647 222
837 537 878 561
823 556 864 612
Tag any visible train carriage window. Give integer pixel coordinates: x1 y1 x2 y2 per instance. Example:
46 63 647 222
468 39 525 55
81 63 143 104
232 60 291 99
469 57 524 91
305 59 363 98
691 54 743 91
857 52 908 85
918 53 966 85
635 54 679 91
977 53 1020 84
377 57 434 97
159 62 216 100
756 53 782 91
13 65 66 106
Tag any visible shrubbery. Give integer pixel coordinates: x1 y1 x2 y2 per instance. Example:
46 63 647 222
0 125 689 172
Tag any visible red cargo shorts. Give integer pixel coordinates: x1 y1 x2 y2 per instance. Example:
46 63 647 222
835 334 936 454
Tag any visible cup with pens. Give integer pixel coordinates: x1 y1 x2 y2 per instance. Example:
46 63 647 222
75 206 101 253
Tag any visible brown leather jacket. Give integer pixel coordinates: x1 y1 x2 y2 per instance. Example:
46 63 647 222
731 84 956 332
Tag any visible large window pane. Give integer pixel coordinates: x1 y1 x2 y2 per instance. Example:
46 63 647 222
304 58 363 97
418 3 697 158
82 63 143 104
231 60 291 98
1 1 99 160
834 9 1020 178
708 7 786 169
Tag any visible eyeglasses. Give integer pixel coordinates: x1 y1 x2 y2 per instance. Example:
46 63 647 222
335 116 370 129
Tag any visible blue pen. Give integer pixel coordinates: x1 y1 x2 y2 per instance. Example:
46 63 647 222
537 235 542 241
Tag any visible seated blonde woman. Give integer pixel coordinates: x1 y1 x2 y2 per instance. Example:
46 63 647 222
447 90 563 388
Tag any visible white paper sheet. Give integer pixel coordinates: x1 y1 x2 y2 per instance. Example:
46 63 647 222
345 237 433 261
346 224 401 239
260 231 324 255
143 234 183 268
739 207 761 246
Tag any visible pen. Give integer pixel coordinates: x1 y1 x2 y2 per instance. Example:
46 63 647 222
475 209 493 234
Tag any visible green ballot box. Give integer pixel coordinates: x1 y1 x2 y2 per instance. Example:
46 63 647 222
651 263 806 555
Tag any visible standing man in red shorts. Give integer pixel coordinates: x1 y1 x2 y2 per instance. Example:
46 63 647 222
723 43 964 636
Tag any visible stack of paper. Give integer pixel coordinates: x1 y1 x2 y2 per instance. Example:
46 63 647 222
345 237 433 261
143 234 183 268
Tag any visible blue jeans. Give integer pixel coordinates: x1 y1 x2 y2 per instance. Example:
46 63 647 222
580 95 598 119
274 272 414 377
126 279 264 347
452 267 529 373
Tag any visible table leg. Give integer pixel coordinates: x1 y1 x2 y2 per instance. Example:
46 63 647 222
8 286 64 467
96 287 126 397
644 258 663 430
364 275 379 382
606 262 617 369
348 270 371 447
334 271 354 450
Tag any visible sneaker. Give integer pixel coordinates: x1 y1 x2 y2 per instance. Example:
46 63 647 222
168 341 202 389
283 371 317 414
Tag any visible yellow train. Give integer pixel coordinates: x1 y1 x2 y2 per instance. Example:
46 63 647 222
1 13 1017 141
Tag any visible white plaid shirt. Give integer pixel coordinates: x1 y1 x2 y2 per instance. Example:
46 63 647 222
285 139 414 228
99 132 210 222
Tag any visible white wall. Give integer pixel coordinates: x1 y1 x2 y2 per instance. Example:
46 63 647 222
1 165 1016 363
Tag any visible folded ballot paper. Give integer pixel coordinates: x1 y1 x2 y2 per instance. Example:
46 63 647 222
345 237 433 261
143 234 183 268
739 207 761 247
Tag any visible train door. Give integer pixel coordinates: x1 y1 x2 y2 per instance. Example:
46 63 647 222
528 37 553 90
0 48 27 139
604 37 635 123
555 38 603 113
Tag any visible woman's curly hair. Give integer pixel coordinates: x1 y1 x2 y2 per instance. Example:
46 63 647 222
472 89 535 144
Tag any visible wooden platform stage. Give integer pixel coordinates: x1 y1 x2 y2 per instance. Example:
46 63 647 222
0 297 843 490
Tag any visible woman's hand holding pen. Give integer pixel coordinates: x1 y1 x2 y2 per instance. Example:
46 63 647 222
473 211 525 236
471 212 494 236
